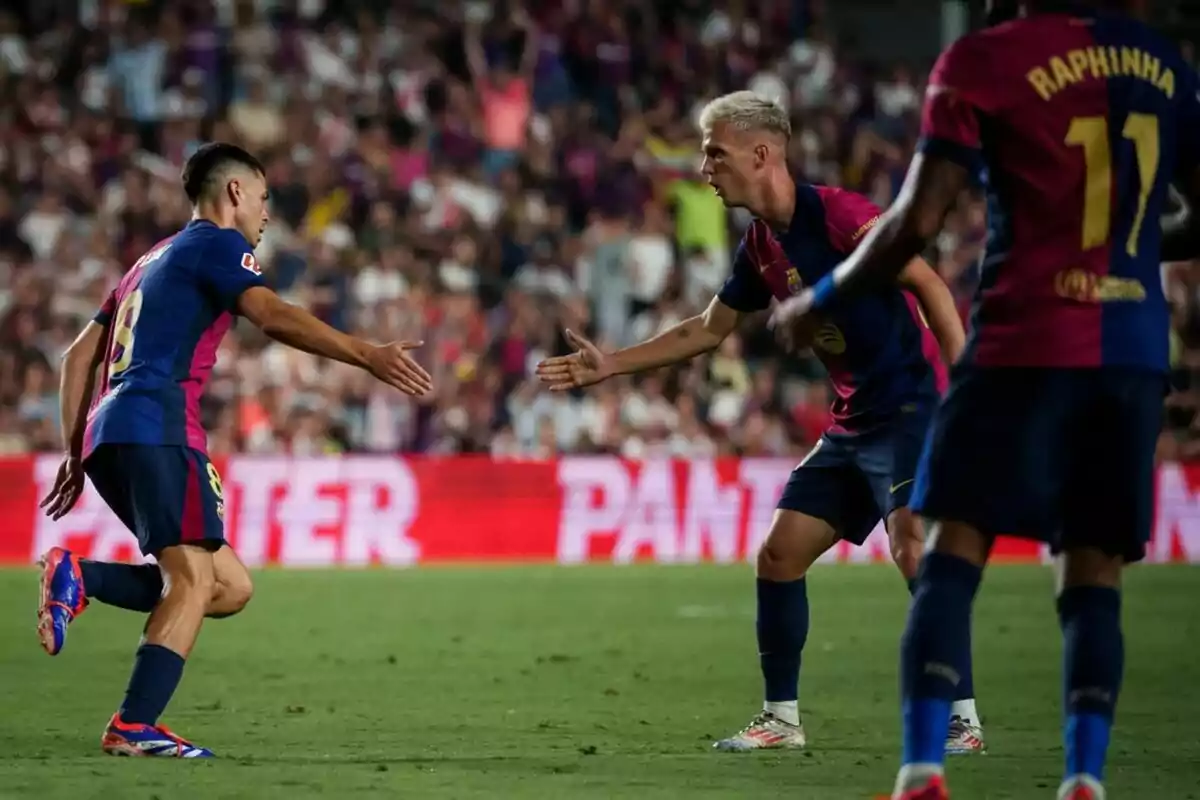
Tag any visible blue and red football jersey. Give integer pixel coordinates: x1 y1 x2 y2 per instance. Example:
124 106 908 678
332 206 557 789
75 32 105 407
920 9 1200 370
719 182 946 432
85 220 265 457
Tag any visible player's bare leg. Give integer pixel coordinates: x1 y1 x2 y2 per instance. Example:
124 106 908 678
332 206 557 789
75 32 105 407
1051 548 1123 800
101 543 217 758
38 544 252 654
208 545 254 618
890 520 989 799
713 509 838 752
887 509 985 755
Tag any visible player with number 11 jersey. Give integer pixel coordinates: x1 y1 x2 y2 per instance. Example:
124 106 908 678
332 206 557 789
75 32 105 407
766 3 1200 798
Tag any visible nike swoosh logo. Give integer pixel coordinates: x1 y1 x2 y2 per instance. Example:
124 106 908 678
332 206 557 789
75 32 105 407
890 479 914 494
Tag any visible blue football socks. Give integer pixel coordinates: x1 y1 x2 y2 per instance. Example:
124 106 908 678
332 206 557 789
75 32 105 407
757 577 810 705
900 553 982 766
80 560 164 613
1058 585 1123 783
119 644 186 726
906 573 976 704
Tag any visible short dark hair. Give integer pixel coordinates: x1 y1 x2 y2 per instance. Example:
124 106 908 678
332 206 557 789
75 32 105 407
181 142 265 204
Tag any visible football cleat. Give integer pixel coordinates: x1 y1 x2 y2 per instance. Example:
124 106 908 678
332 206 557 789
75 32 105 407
944 714 986 755
1057 775 1105 800
101 715 215 758
713 711 807 751
38 547 88 656
877 773 950 800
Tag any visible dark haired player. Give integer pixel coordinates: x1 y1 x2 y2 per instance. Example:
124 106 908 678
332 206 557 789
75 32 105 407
537 91 986 755
769 2 1200 798
37 142 432 757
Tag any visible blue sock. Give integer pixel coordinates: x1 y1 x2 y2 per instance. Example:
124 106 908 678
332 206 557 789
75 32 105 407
1058 586 1123 782
900 553 982 766
757 577 809 703
906 575 975 704
80 560 163 613
119 644 186 725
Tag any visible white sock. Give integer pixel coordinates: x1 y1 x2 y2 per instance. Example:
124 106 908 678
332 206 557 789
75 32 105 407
894 763 944 796
950 698 979 726
763 700 800 726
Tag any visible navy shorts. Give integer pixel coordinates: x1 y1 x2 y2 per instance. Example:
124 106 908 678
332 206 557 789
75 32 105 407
912 366 1165 563
777 404 935 546
83 444 227 557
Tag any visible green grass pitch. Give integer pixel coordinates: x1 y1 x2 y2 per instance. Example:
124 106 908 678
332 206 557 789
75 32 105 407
0 565 1197 799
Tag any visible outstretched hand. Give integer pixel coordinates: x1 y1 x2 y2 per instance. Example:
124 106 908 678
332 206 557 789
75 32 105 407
535 329 616 391
365 341 434 396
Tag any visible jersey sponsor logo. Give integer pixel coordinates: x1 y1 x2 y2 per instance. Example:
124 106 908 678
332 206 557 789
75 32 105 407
241 253 261 275
1054 269 1147 303
851 215 880 242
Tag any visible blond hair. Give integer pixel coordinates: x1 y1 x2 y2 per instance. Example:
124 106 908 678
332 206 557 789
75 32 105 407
698 91 791 140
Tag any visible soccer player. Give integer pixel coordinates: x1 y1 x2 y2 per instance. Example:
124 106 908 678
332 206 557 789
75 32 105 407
768 2 1200 798
37 142 433 757
536 91 987 755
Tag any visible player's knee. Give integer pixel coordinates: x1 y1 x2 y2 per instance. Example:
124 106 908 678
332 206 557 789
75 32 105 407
756 511 836 581
886 508 925 580
756 541 792 579
217 572 254 616
209 549 254 617
158 544 217 602
1056 548 1123 594
926 520 992 567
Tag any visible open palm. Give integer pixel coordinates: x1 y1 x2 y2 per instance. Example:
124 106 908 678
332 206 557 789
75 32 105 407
535 329 615 391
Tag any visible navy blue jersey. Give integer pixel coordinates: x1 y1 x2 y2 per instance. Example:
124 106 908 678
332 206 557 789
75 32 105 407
718 182 946 432
920 10 1200 369
85 220 265 456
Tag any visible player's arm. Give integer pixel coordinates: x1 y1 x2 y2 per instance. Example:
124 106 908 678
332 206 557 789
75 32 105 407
808 155 968 309
608 236 772 373
613 298 743 375
807 184 966 362
199 231 431 395
237 287 431 396
898 258 966 365
773 43 981 329
536 298 744 391
537 241 763 390
238 287 370 368
41 313 110 519
58 317 109 458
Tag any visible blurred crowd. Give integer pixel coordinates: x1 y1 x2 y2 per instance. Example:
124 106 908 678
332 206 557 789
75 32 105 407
0 0 1197 460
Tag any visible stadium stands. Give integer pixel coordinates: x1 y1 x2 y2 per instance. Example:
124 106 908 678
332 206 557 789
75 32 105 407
0 1 1195 459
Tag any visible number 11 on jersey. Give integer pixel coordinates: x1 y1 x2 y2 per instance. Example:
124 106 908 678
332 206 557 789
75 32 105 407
1065 113 1160 257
